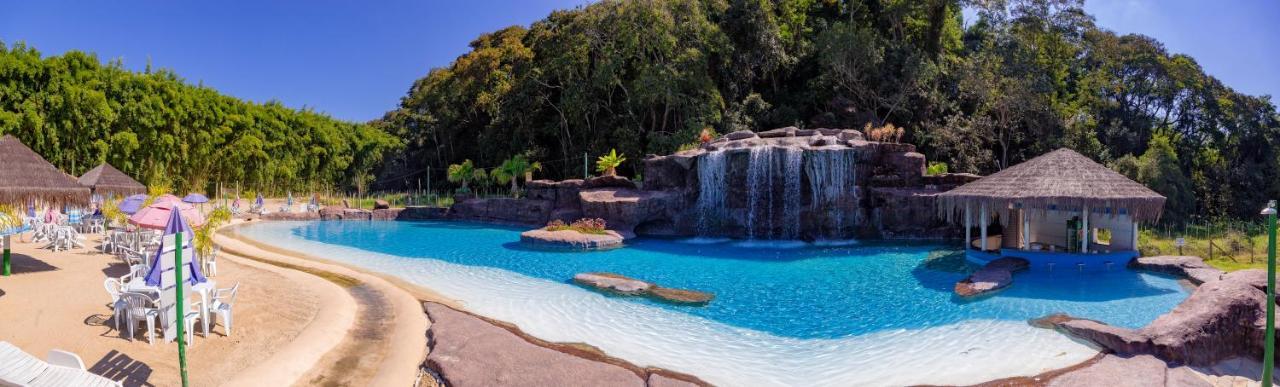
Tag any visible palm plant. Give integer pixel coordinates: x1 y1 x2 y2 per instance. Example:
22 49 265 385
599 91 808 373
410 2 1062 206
447 159 481 193
491 154 543 197
595 149 626 176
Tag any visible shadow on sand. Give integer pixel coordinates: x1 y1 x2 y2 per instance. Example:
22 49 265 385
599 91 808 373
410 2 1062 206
4 253 58 274
88 350 155 387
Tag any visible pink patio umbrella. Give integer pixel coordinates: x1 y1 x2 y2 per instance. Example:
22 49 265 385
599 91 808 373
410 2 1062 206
129 195 205 230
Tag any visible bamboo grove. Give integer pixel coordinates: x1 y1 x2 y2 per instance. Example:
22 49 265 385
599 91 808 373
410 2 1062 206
0 42 398 195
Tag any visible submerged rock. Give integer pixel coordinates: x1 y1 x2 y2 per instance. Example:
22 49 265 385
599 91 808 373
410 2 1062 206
573 272 714 305
521 229 625 250
573 272 652 295
954 257 1029 297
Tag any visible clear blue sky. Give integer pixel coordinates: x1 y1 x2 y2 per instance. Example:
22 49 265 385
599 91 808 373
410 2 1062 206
2 0 1276 123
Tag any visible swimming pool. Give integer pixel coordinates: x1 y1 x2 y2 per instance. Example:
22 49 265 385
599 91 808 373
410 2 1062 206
234 220 1190 386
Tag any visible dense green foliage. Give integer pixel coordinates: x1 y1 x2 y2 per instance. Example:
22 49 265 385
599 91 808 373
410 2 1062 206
0 42 399 194
380 0 1279 221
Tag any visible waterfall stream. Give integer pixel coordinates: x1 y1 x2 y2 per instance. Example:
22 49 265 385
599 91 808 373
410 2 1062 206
697 146 856 239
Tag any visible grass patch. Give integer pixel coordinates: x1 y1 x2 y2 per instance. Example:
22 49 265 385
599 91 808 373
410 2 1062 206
1140 228 1266 272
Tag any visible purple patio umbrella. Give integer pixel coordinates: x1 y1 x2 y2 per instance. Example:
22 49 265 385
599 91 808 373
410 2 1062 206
118 194 148 215
144 204 206 287
182 193 209 204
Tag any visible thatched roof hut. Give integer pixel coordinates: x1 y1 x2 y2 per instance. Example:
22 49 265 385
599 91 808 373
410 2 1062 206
0 134 90 206
937 148 1166 222
79 163 146 196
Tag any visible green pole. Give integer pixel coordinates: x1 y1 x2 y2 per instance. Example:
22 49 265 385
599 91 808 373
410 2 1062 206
175 231 189 387
1266 199 1277 387
3 234 10 276
583 152 588 179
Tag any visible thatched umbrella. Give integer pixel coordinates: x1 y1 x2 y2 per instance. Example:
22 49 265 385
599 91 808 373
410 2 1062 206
937 148 1166 222
0 135 90 206
79 163 146 197
0 134 89 276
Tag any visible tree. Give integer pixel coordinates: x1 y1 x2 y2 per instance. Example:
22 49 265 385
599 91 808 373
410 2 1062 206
491 154 543 197
595 149 626 176
446 160 481 193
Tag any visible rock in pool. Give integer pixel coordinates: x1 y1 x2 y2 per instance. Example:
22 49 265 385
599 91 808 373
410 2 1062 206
520 229 624 250
573 272 714 305
954 257 1028 297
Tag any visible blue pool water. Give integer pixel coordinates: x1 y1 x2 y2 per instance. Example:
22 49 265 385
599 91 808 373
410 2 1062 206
244 220 1188 339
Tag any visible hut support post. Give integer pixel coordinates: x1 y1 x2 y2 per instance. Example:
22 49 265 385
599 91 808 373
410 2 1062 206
964 202 971 251
1081 205 1090 253
1022 209 1030 250
980 203 988 252
1132 221 1140 253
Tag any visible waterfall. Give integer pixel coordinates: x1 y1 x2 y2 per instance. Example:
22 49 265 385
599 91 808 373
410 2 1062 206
805 150 858 237
697 150 728 235
746 147 776 238
782 148 802 239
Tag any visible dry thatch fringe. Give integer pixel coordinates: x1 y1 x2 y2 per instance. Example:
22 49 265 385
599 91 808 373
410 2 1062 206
78 163 146 196
0 135 90 206
936 148 1166 223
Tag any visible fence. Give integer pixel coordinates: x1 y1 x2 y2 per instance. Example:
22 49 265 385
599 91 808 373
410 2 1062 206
1140 219 1266 265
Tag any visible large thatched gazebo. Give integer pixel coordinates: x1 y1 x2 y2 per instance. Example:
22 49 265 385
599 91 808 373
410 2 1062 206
79 163 146 197
0 135 90 206
937 148 1166 267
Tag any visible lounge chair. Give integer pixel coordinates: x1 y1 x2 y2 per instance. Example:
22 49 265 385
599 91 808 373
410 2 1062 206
0 341 121 387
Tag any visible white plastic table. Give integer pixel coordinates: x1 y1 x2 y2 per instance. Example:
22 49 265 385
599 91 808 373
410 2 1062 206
124 280 216 340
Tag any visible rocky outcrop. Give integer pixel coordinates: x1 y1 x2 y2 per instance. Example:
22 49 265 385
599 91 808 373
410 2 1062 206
583 175 640 190
1128 255 1225 285
373 199 390 210
442 127 970 239
573 272 714 305
520 229 625 250
423 302 710 387
1043 263 1270 366
578 189 682 237
954 257 1028 297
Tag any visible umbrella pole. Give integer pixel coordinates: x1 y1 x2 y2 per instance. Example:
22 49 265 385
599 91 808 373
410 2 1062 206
3 235 10 276
175 231 190 387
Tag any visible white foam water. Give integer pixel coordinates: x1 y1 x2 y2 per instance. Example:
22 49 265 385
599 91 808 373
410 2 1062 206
239 224 1099 387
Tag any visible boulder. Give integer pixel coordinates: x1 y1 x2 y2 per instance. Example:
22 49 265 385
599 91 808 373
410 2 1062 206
836 129 864 142
583 175 639 190
757 127 798 138
398 206 448 220
370 208 402 220
724 130 758 140
647 373 703 387
422 302 646 387
521 229 625 250
954 257 1028 297
578 189 681 236
319 206 346 220
373 199 390 210
1128 256 1224 285
1044 271 1269 366
573 272 652 295
572 272 714 305
1224 269 1266 292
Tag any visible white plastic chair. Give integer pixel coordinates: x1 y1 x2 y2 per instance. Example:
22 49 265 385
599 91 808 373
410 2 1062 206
119 292 161 344
208 282 239 336
103 278 127 331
